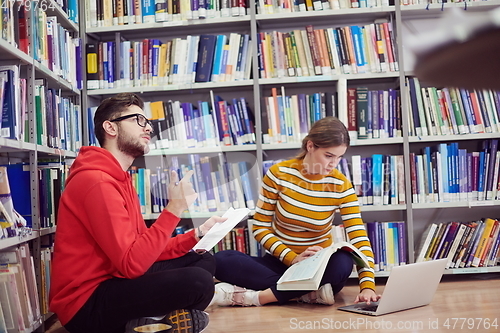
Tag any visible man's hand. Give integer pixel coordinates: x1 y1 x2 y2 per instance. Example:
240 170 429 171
196 215 228 239
165 170 198 217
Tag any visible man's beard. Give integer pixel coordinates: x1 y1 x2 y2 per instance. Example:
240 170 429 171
117 131 149 158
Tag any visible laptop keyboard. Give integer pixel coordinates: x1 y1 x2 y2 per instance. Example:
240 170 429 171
361 305 378 312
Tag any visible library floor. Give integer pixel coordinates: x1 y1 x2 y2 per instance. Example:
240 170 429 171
45 273 500 333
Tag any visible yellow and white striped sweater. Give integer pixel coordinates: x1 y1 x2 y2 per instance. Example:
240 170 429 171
253 158 376 291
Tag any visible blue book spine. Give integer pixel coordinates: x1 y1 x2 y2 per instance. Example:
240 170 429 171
151 39 160 84
366 157 373 202
199 101 215 146
297 94 308 135
372 154 383 205
195 35 217 82
137 168 146 214
397 222 407 265
211 35 227 82
109 42 116 87
464 90 480 132
239 97 255 143
366 222 379 271
438 143 450 202
3 163 32 227
371 90 379 138
181 103 196 148
236 34 249 80
466 153 473 199
486 139 498 197
377 222 386 271
190 154 208 212
388 89 396 137
232 98 246 143
276 95 287 141
238 161 255 209
350 25 365 72
313 93 321 122
424 146 433 198
142 0 156 22
360 157 368 204
200 156 217 212
366 90 373 138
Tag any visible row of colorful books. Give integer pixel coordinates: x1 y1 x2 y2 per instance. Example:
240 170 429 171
401 0 493 5
416 218 500 269
346 87 402 140
88 94 255 149
258 21 398 79
32 10 83 88
0 66 25 142
1 163 68 231
350 154 406 206
1 1 17 48
256 0 392 14
262 88 336 144
322 222 407 272
34 80 83 151
0 244 49 332
86 33 252 89
263 154 406 207
407 77 500 137
130 155 256 214
86 0 249 28
409 140 500 204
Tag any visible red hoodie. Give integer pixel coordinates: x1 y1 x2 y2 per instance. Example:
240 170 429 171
49 146 197 325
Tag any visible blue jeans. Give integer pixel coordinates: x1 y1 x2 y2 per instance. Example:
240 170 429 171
214 249 353 303
64 252 215 333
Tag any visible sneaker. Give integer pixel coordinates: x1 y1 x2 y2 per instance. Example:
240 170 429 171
208 282 259 307
299 283 335 305
125 308 209 333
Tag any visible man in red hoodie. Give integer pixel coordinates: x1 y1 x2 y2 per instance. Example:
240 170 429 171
49 93 223 333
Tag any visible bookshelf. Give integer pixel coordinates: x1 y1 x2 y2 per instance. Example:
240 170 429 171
81 0 500 282
0 0 82 331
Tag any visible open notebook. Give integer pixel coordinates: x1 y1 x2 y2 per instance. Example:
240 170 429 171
338 258 447 316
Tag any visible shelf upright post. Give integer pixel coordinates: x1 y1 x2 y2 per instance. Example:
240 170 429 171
250 2 263 184
394 0 414 263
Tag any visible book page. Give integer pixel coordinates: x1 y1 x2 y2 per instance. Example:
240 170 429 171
192 207 250 251
279 247 332 282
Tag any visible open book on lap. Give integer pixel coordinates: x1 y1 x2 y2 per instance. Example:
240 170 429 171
192 207 251 252
276 241 370 291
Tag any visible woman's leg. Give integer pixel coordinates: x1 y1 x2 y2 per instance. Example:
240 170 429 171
214 250 287 291
64 252 215 333
215 249 354 305
269 250 354 304
320 250 355 294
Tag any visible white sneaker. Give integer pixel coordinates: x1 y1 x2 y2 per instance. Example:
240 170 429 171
299 283 335 305
208 282 260 307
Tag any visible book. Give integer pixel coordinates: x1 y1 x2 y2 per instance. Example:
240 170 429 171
192 207 250 252
276 241 370 291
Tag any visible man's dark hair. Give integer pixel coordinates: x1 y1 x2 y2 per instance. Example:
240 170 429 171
94 93 145 147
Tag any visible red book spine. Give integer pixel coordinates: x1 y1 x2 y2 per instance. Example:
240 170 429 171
18 7 29 54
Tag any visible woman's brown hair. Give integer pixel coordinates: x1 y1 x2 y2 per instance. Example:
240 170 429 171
295 117 350 160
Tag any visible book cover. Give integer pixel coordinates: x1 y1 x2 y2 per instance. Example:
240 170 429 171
276 241 370 291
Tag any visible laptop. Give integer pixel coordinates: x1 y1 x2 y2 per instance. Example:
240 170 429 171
338 258 448 316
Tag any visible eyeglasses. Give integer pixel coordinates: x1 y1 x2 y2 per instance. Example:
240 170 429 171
110 113 153 129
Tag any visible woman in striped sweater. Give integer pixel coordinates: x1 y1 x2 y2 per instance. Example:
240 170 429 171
211 117 380 307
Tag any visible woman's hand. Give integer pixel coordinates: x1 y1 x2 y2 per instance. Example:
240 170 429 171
354 288 381 305
197 215 228 239
291 246 323 265
166 170 198 217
